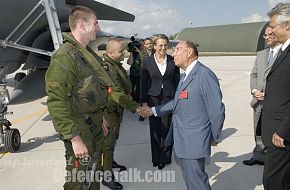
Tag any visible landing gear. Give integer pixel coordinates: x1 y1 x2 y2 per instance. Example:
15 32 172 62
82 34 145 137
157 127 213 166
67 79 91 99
0 84 20 152
3 128 21 152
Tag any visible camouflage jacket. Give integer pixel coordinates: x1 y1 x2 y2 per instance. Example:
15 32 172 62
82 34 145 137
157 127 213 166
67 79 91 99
103 53 139 113
45 32 113 140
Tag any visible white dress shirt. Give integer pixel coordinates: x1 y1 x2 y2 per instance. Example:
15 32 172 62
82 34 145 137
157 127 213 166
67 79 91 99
271 44 283 58
153 54 167 76
153 54 167 88
183 60 198 81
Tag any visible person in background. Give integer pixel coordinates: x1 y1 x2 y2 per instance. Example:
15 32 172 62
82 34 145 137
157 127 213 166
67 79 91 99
127 37 142 103
141 37 154 58
138 37 154 121
140 34 180 169
243 26 281 166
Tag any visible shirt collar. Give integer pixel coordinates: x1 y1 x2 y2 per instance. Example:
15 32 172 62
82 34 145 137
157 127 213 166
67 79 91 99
270 44 282 55
281 38 290 51
154 54 167 64
184 59 198 80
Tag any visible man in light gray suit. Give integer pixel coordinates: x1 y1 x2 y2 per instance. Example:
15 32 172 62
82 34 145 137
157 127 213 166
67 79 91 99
243 26 282 166
143 41 225 190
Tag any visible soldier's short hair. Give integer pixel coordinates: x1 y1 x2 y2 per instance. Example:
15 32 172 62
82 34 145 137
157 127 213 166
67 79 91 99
144 37 153 43
69 6 97 31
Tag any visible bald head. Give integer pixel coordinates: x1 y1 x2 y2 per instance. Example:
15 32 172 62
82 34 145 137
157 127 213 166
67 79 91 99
106 39 125 62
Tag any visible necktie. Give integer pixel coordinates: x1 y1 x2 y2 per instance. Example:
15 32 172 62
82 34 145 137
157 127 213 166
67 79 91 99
177 73 186 89
268 49 274 66
183 72 187 81
276 48 283 59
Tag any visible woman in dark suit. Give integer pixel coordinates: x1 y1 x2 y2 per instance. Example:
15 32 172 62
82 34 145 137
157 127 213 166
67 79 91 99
140 34 180 169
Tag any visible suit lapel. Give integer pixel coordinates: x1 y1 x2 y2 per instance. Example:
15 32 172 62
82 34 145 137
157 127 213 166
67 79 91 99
173 61 200 110
151 54 170 77
149 56 161 75
163 55 172 77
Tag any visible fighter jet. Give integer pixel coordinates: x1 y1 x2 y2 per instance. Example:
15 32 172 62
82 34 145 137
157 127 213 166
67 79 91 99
0 0 135 104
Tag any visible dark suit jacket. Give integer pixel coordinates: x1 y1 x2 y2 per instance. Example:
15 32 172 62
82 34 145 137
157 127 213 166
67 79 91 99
140 54 180 104
262 45 290 149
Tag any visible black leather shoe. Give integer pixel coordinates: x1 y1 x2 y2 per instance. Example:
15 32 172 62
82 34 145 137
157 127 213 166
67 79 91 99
153 163 158 167
112 161 127 171
242 158 264 166
158 164 165 170
139 116 145 121
102 179 123 190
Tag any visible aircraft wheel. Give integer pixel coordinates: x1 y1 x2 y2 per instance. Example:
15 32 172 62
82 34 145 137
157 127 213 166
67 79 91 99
4 128 21 152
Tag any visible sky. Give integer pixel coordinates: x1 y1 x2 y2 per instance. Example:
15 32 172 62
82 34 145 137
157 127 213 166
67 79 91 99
97 0 290 39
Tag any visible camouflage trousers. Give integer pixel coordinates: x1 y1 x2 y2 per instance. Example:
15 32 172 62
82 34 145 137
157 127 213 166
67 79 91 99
63 112 104 190
98 109 123 176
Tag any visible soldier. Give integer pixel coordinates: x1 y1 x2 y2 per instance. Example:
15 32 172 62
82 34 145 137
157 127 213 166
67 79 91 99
100 39 140 190
46 6 109 190
140 37 154 59
46 6 142 190
138 37 154 121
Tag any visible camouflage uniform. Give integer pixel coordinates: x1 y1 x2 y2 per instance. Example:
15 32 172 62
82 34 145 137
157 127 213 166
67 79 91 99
46 33 114 190
129 51 142 103
139 49 151 63
99 53 139 176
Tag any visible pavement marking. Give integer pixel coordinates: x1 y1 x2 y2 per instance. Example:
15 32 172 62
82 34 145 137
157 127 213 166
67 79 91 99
11 108 48 125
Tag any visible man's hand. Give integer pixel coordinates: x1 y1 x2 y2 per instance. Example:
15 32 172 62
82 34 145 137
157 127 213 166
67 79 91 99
141 106 153 117
272 133 285 147
71 135 89 159
102 115 109 136
136 106 153 118
211 141 218 146
253 90 265 100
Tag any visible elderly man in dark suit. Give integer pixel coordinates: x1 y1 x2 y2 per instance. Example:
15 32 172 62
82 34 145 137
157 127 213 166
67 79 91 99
261 3 290 190
142 41 225 190
243 26 281 166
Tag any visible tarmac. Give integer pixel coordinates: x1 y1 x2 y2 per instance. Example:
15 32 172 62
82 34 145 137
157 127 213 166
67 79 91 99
0 56 264 190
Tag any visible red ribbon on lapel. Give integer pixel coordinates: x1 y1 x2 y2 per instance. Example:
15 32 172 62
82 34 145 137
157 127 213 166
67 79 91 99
179 90 188 99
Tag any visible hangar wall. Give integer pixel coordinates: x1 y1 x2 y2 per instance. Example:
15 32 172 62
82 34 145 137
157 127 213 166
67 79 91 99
176 22 268 55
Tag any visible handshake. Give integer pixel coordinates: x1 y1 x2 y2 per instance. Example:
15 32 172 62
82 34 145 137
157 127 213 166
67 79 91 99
136 106 153 118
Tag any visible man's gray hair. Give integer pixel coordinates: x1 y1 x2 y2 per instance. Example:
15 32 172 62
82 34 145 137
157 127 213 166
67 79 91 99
268 3 290 24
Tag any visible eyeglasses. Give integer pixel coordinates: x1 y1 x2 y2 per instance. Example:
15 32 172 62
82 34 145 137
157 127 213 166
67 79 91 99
263 33 274 38
155 44 168 48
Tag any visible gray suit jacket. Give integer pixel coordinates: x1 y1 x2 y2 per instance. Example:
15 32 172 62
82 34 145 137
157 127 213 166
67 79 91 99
250 48 274 110
155 61 225 159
